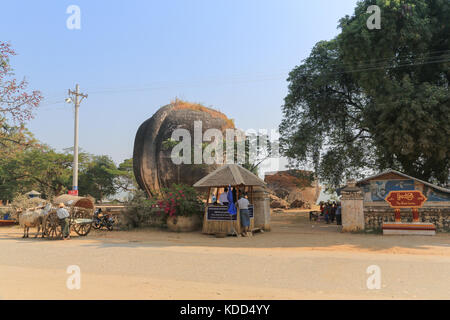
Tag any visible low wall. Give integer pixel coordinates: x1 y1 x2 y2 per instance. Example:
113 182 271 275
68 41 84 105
364 205 450 232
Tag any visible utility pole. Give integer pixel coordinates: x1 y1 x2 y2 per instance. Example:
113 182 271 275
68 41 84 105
67 84 88 196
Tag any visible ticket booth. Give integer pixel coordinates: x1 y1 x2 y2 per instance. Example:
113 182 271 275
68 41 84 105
193 164 268 236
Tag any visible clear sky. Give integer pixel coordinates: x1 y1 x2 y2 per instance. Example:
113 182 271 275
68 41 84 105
1 0 358 172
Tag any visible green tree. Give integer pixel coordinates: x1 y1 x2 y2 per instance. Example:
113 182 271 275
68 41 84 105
78 155 118 201
114 158 138 192
0 120 38 160
0 42 44 201
0 147 72 201
280 0 450 187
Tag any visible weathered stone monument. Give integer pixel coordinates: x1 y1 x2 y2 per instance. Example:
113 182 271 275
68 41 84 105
133 100 235 196
341 179 364 232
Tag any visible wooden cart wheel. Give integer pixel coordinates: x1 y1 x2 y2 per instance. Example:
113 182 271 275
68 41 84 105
72 210 92 236
43 212 62 240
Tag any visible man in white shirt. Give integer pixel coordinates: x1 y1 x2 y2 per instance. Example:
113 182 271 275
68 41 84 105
57 203 70 240
218 187 229 206
237 193 251 236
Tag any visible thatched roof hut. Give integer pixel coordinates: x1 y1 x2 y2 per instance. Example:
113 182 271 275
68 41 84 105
193 164 269 235
193 164 266 188
53 195 94 210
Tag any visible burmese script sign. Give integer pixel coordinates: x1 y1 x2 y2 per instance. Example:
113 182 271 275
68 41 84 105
385 190 427 208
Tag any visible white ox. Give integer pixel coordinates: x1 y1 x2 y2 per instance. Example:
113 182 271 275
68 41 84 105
18 203 52 238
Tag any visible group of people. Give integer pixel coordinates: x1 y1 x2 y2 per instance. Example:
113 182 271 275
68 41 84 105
319 201 342 225
211 186 238 206
212 187 252 237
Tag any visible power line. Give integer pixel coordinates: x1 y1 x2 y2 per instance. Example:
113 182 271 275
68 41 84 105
85 57 449 94
34 50 449 104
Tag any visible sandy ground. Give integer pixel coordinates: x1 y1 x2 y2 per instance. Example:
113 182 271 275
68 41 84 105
1 210 450 300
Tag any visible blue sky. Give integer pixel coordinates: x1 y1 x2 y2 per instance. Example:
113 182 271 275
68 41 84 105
1 0 358 170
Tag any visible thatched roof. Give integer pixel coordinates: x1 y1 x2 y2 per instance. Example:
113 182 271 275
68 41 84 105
193 164 266 188
53 195 95 210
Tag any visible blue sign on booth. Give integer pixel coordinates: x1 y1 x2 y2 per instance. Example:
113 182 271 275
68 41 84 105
206 205 253 221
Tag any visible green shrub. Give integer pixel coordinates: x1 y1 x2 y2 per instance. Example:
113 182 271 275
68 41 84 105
121 184 204 229
121 190 165 229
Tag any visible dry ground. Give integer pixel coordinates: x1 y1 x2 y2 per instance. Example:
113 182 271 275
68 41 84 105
0 210 449 299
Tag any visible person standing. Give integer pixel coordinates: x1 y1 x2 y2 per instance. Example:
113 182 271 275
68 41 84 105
330 202 337 223
237 193 251 237
336 202 342 225
324 202 330 224
57 203 70 240
218 187 229 206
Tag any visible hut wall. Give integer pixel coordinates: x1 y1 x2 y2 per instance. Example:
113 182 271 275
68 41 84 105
202 207 255 235
202 212 242 235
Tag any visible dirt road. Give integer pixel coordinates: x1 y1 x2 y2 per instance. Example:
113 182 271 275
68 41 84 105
1 212 449 299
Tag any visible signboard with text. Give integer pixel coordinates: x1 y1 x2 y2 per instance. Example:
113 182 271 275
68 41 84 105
68 190 78 196
385 190 427 209
206 205 254 221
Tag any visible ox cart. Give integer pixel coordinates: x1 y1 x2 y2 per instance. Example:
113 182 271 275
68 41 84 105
43 195 94 240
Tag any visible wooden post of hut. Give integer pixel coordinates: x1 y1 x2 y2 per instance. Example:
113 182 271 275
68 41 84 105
193 164 268 236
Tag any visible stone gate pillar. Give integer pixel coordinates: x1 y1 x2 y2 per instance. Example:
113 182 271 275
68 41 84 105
341 179 364 232
253 186 271 231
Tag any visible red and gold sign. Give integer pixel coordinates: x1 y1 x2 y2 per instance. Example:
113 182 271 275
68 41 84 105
385 190 427 209
68 190 78 196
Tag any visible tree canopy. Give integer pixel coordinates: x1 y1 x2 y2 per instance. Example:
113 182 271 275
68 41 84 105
0 42 42 127
0 42 136 202
280 0 450 188
0 145 134 202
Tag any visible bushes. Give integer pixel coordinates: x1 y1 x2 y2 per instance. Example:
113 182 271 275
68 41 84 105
121 190 165 229
158 184 204 219
121 184 204 229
